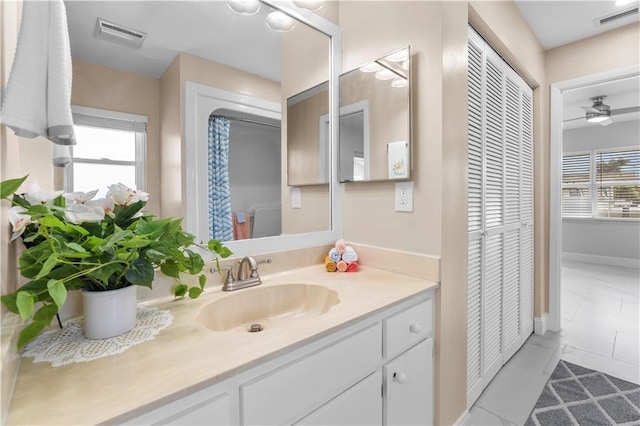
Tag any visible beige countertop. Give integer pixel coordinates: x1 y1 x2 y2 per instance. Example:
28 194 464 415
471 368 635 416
6 265 438 425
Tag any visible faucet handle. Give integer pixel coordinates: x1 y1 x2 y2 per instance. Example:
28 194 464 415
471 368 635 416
211 265 235 285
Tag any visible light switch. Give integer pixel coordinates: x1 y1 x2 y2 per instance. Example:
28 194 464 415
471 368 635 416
291 187 301 209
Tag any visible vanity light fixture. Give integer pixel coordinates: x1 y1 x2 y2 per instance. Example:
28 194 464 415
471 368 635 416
359 62 383 73
266 10 296 32
375 69 396 80
391 77 408 88
614 0 636 6
226 0 261 16
401 59 410 71
293 0 326 12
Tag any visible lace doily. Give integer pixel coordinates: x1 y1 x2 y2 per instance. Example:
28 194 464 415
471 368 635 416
22 307 173 367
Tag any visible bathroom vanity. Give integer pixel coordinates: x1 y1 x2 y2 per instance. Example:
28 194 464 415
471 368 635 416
5 266 437 425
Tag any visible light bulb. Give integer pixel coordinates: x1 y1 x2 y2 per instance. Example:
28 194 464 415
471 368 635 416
293 0 326 11
266 10 296 32
359 62 382 73
375 69 395 80
392 77 408 88
226 0 261 16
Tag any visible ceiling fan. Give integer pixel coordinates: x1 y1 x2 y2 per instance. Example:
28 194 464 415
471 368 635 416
565 95 640 126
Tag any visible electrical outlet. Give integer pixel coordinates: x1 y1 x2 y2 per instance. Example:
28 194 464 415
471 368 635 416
395 181 413 212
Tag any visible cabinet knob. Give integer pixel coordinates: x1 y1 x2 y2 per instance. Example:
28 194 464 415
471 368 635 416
393 372 407 384
409 323 422 334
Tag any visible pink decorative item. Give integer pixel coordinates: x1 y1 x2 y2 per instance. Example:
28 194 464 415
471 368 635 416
336 260 348 272
335 239 346 254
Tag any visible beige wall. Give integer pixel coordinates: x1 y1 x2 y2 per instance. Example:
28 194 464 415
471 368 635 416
339 1 545 424
71 59 161 215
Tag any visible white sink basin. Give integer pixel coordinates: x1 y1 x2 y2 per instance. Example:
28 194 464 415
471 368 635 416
196 283 340 332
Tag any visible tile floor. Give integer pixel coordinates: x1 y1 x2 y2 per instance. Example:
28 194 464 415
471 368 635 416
467 260 640 425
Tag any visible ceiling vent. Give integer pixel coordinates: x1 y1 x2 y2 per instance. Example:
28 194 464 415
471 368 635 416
594 6 639 27
94 18 147 49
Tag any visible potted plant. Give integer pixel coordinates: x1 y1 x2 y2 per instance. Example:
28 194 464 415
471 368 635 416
0 176 231 349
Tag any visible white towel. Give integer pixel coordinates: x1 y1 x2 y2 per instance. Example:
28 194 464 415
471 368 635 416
342 246 358 263
1 0 75 167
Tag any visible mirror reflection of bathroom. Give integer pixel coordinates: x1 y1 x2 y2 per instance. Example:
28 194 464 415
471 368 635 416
339 46 411 183
208 109 282 242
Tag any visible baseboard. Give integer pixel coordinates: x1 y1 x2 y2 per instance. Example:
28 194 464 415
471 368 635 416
454 410 471 425
534 314 547 336
563 252 640 269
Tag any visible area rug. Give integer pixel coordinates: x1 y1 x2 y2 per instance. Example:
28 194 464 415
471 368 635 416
526 360 640 425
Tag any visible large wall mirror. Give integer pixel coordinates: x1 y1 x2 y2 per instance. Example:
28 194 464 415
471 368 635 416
64 0 342 254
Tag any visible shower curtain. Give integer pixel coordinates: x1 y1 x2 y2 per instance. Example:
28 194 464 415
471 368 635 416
208 115 233 241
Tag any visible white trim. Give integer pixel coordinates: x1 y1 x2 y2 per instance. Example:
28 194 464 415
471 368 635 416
454 410 471 425
71 105 147 123
563 252 640 269
534 314 547 336
548 65 640 334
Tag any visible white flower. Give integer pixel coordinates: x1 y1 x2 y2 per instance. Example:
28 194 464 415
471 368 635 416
63 189 98 204
107 183 149 206
65 203 105 224
86 197 115 218
9 206 31 241
24 182 63 205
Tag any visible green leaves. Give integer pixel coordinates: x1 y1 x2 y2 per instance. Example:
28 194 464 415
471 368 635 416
47 279 67 309
0 175 27 199
16 292 35 322
208 239 233 258
124 258 154 287
0 176 233 350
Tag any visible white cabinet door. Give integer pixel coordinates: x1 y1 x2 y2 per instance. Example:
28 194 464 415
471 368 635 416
384 339 433 426
297 371 382 426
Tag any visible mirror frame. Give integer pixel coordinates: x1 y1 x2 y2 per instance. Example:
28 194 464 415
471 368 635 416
183 0 342 257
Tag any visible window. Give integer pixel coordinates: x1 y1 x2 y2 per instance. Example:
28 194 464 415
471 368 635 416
562 148 640 219
66 107 147 196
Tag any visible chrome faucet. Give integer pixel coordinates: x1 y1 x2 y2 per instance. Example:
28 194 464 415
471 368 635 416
218 257 271 291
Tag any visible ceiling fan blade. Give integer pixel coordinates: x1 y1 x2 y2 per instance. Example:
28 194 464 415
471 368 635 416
563 116 585 123
599 118 613 126
610 106 640 116
581 105 600 113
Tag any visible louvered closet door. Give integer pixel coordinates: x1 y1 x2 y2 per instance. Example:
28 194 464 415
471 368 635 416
466 26 534 409
482 47 506 385
466 32 484 406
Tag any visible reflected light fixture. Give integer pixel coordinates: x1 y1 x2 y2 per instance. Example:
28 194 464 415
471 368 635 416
614 0 636 6
359 62 382 73
391 77 408 88
385 50 409 63
226 0 261 16
266 10 296 32
293 0 326 11
401 59 410 71
375 69 395 80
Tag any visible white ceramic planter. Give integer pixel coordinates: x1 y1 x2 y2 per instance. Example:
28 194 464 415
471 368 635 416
82 285 137 339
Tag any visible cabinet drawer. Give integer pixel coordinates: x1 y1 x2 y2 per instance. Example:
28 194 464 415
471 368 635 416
296 371 382 426
384 298 432 359
384 338 433 426
122 389 230 426
241 323 382 425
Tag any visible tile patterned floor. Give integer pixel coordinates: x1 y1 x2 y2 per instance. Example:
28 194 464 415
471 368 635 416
468 261 640 425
